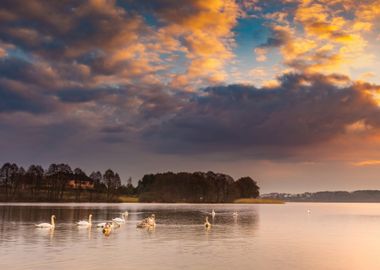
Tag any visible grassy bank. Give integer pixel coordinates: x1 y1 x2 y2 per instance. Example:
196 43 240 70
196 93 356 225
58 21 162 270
0 190 138 203
117 195 139 203
233 198 285 204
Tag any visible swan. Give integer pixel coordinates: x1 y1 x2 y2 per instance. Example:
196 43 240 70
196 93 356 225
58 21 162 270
136 218 148 228
36 215 56 229
147 214 156 227
112 213 126 224
136 214 156 228
204 216 211 229
77 214 92 227
112 221 121 228
97 221 120 229
102 222 113 236
211 209 216 218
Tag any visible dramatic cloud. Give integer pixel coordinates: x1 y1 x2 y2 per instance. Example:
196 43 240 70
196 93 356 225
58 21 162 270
1 0 380 191
146 73 380 156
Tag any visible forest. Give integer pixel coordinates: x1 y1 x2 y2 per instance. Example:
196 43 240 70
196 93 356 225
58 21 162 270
0 162 135 202
137 171 260 203
0 162 260 203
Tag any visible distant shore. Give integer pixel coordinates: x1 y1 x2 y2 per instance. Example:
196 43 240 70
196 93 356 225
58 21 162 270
0 196 285 204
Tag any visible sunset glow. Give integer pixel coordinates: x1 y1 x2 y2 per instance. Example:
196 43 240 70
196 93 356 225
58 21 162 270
1 0 380 192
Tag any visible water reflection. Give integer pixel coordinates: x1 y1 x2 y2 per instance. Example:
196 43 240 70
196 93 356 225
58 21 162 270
10 203 376 270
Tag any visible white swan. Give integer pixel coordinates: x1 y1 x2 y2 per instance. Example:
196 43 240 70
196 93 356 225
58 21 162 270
77 214 92 227
112 213 126 224
36 215 56 229
147 214 156 227
211 209 216 218
204 216 211 229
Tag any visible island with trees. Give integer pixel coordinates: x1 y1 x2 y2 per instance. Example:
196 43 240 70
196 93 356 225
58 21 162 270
0 162 261 203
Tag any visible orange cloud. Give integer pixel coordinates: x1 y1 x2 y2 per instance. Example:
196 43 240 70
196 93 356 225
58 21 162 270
160 0 239 88
352 160 380 166
259 0 379 77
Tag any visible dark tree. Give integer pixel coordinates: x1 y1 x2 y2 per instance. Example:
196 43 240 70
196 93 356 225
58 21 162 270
46 163 72 200
73 168 88 201
26 165 44 198
234 177 260 198
103 169 117 201
124 177 136 195
11 166 25 199
0 163 18 200
136 171 258 203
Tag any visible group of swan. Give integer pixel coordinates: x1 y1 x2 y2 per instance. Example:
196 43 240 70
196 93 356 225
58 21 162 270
35 210 238 232
35 212 128 234
204 210 239 228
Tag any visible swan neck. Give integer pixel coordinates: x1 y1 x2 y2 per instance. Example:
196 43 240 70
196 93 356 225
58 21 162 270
51 216 55 227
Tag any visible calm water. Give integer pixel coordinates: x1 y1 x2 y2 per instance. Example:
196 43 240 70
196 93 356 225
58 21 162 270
1 203 380 270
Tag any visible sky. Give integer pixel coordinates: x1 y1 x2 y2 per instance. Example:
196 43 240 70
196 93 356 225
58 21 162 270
1 0 380 193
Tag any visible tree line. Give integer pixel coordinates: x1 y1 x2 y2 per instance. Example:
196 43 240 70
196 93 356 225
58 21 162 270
0 162 136 202
264 190 380 202
137 171 260 203
0 162 260 203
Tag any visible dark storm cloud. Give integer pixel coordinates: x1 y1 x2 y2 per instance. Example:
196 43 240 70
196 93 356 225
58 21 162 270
57 88 118 103
0 82 44 113
259 25 291 48
56 84 183 120
0 0 148 69
0 56 59 113
0 57 58 87
2 0 380 161
145 73 380 154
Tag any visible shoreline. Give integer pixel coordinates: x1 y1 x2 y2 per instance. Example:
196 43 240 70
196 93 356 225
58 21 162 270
3 200 380 204
0 199 285 204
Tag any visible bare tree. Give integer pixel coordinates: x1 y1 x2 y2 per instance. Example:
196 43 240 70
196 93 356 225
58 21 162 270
26 165 44 199
0 163 18 200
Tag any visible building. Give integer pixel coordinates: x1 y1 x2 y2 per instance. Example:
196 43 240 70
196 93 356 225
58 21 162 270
67 179 94 190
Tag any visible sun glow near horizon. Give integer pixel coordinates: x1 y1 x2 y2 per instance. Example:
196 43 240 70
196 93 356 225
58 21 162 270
1 0 380 191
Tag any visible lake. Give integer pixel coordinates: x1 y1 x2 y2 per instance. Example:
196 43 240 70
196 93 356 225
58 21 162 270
1 202 380 270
